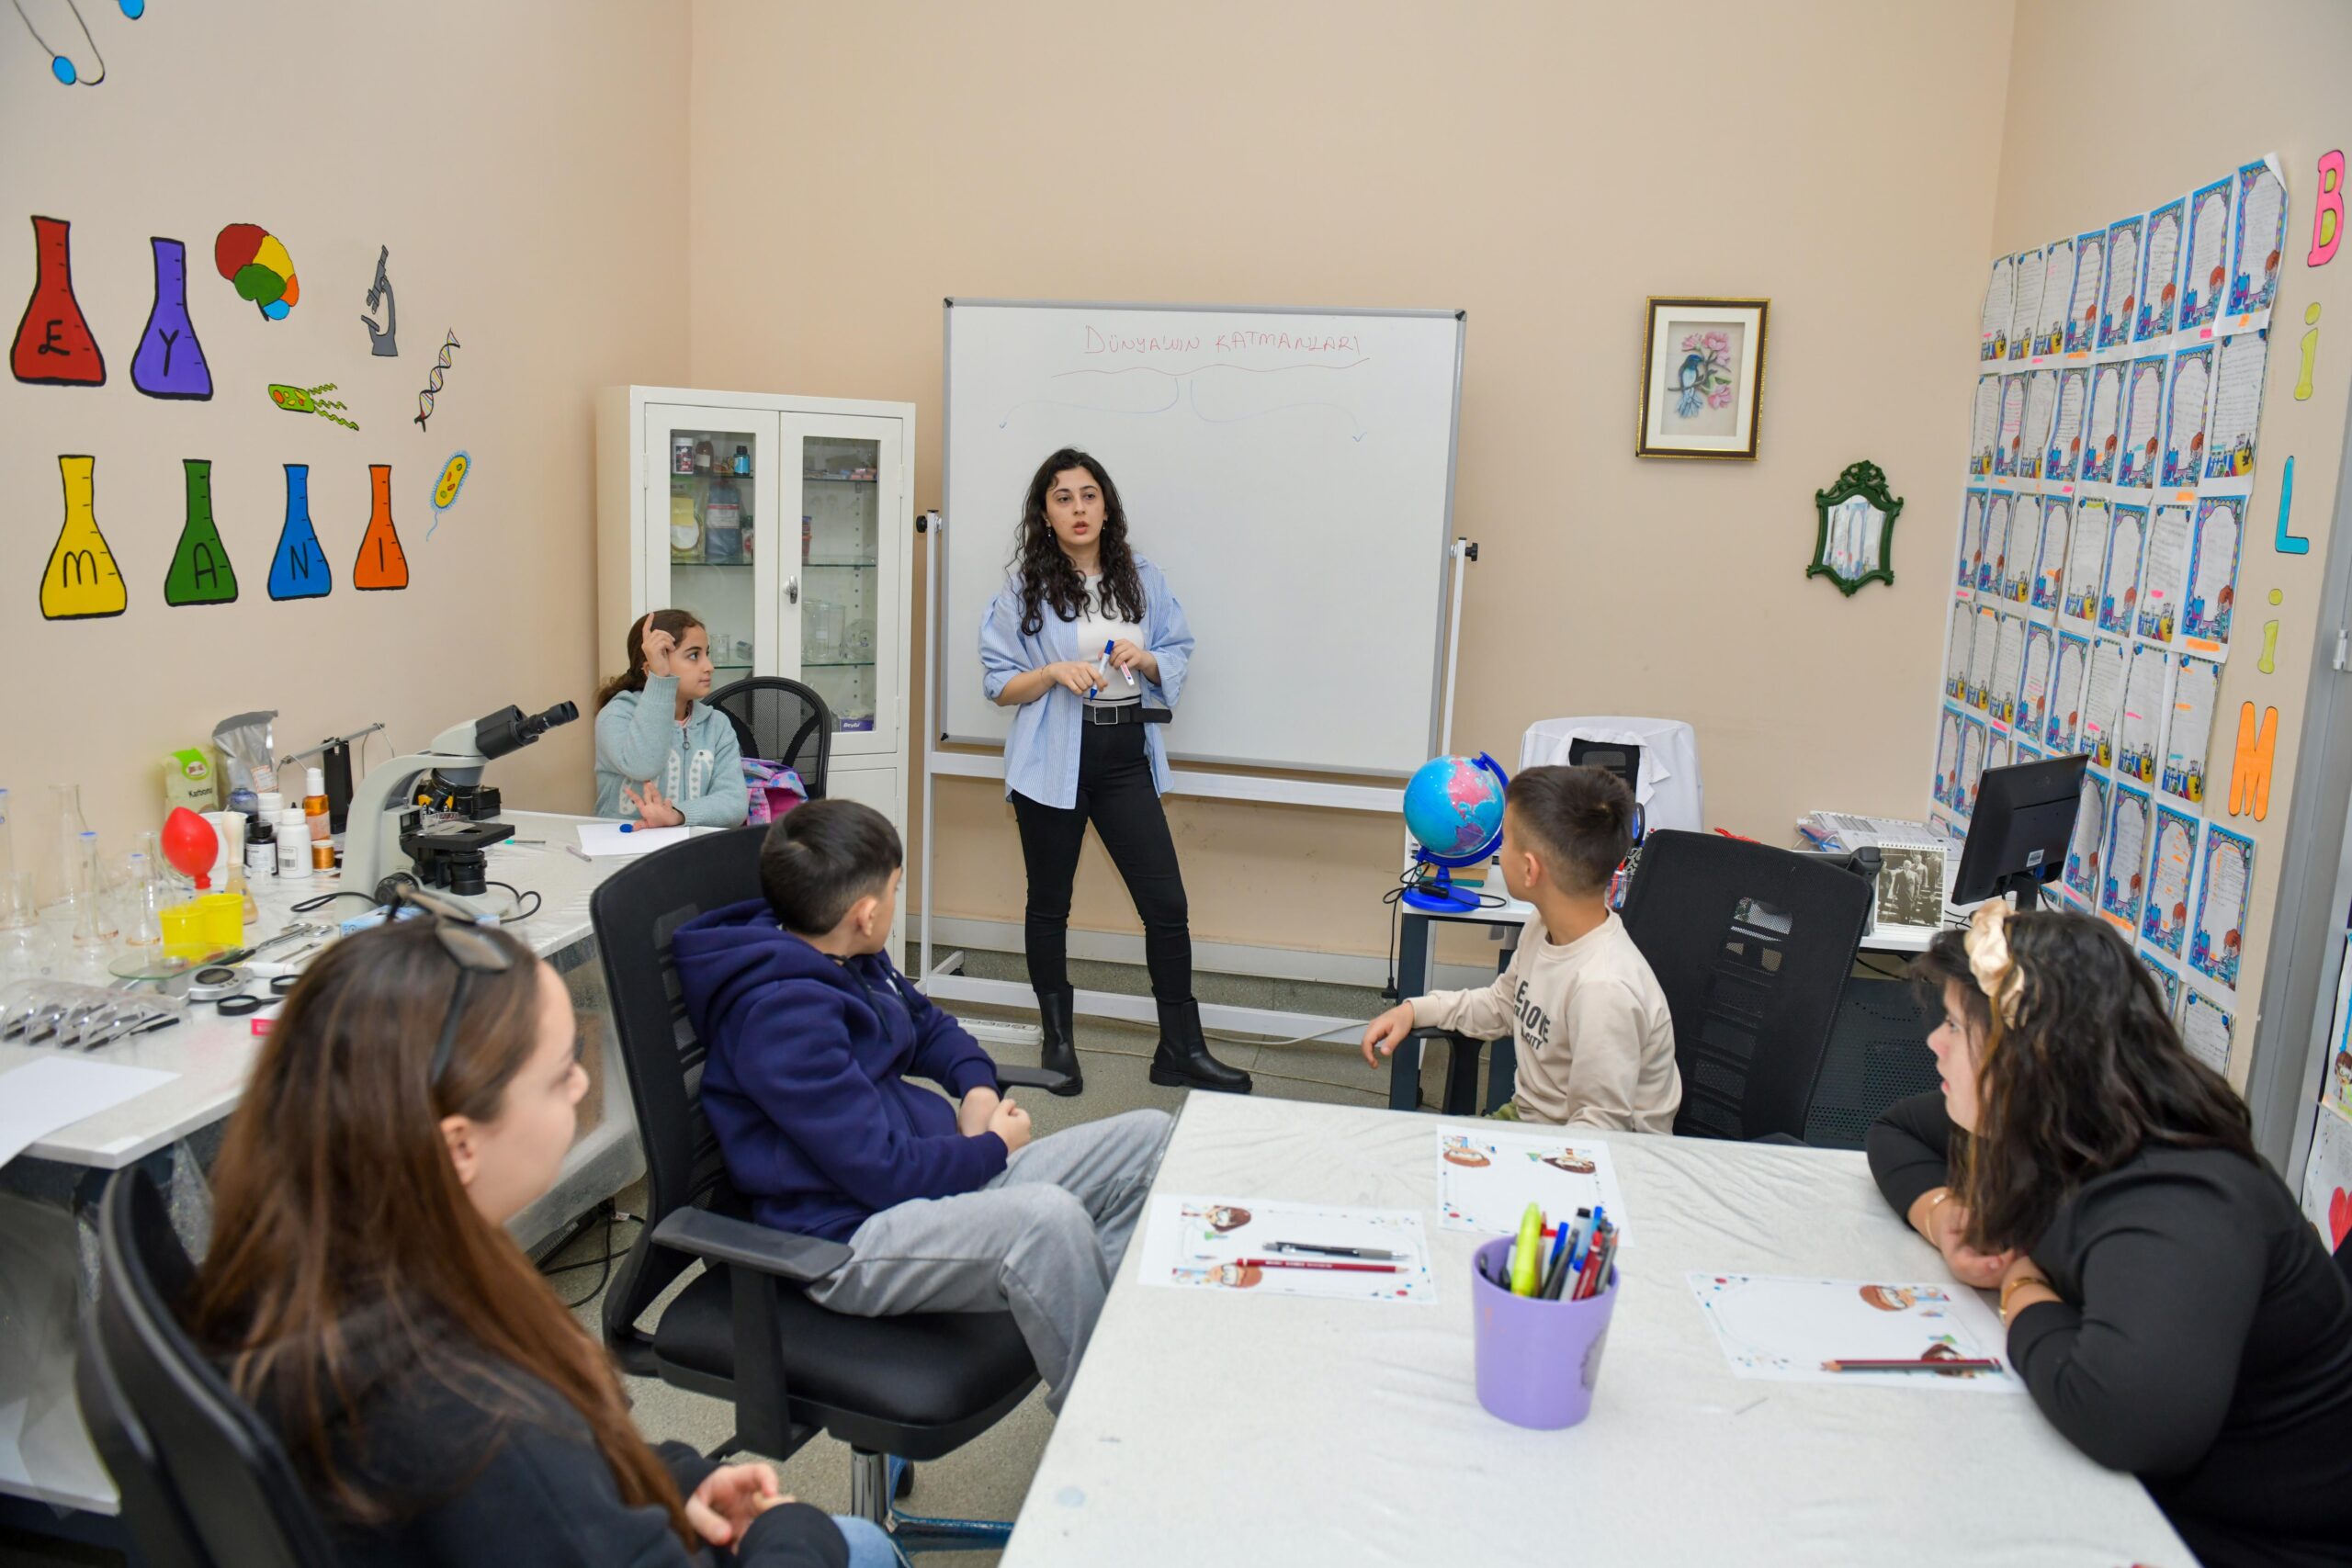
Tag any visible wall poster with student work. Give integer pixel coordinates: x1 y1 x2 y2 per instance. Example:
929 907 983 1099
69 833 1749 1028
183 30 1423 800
1944 154 2287 1075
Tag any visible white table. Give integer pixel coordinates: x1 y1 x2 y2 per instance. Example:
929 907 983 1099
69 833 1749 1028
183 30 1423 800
0 810 644 1515
1006 1096 2188 1567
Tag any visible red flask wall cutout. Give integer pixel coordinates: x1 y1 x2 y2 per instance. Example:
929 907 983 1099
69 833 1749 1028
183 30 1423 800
352 464 409 590
11 216 106 386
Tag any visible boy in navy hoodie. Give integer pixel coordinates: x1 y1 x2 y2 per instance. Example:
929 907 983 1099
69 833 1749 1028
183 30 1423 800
673 799 1172 1412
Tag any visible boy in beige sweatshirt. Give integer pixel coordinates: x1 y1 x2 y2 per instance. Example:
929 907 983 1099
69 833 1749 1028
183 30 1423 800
1360 764 1681 1132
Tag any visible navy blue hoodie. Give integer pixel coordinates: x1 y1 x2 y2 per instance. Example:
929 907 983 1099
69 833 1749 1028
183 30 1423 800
673 898 1006 1242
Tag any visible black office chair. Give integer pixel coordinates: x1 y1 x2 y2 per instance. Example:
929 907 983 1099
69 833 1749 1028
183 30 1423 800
1800 976 1944 1150
1619 829 1873 1144
76 1166 340 1568
592 825 1062 1550
707 676 833 797
2335 1228 2352 1292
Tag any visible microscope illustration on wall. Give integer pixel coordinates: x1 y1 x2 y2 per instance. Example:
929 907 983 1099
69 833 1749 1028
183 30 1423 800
1807 459 1904 596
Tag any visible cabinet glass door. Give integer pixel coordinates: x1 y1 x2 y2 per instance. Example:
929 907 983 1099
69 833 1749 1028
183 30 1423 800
645 410 780 688
786 414 903 755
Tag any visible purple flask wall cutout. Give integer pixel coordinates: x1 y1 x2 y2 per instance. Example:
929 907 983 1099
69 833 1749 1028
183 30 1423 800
131 236 211 400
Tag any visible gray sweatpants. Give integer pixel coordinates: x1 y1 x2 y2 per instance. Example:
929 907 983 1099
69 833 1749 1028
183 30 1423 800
808 1109 1173 1412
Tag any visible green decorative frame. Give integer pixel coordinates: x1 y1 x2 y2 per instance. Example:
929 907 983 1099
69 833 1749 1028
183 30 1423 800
1808 459 1905 597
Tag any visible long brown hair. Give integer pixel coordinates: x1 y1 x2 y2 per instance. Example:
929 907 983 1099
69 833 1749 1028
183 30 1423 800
594 608 705 711
1910 909 2254 1254
187 920 692 1544
1012 448 1145 637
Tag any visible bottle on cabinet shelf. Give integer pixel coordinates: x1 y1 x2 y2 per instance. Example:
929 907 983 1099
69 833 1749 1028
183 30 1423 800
732 444 752 476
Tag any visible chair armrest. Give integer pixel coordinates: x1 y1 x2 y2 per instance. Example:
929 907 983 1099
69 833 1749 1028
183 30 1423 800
1751 1131 1808 1147
996 1065 1074 1092
650 1208 851 1285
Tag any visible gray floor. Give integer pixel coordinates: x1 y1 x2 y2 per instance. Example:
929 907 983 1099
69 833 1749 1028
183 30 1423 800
4 954 1455 1567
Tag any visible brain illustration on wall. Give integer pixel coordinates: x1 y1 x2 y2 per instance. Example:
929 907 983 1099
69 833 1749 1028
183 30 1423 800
214 223 299 320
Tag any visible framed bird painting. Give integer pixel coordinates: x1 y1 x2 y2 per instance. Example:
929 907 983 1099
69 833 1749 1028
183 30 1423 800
1637 297 1770 458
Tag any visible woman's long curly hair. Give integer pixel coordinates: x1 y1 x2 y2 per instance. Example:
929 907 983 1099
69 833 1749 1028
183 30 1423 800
1012 448 1145 637
1909 909 2254 1255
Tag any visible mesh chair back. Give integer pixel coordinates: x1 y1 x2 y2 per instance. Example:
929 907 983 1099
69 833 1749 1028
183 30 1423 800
1800 976 1943 1150
87 1168 340 1568
707 677 833 797
591 824 769 1361
1619 829 1873 1143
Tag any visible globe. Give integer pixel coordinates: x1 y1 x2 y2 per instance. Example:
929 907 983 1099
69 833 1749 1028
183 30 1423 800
1401 753 1508 864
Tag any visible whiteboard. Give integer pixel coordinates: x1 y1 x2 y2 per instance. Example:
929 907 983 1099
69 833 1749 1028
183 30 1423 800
941 299 1464 777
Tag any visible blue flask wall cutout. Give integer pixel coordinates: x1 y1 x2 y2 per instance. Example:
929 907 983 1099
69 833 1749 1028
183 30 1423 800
130 237 210 399
266 463 332 600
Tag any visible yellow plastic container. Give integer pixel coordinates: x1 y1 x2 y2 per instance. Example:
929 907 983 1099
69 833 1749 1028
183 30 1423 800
199 892 243 947
160 901 210 963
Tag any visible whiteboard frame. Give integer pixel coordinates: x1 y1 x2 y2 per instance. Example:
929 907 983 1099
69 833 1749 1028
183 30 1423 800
938 296 1468 776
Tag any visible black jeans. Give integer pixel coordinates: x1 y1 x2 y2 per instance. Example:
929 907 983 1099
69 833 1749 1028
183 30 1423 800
1012 719 1192 1004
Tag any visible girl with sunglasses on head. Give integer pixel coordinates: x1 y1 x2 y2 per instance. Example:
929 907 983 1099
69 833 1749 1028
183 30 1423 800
187 918 891 1567
1868 906 2352 1568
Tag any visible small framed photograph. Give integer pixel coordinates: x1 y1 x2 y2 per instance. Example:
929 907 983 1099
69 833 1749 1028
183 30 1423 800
1637 297 1770 459
1874 841 1950 934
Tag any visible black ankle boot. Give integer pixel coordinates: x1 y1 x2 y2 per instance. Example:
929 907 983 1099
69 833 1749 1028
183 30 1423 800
1149 998 1252 1094
1036 989 1082 1097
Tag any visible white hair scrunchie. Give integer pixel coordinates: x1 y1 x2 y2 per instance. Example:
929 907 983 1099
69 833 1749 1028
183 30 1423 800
1962 904 2024 1026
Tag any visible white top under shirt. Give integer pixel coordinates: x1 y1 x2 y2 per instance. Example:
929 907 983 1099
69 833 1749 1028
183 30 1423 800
1075 573 1143 707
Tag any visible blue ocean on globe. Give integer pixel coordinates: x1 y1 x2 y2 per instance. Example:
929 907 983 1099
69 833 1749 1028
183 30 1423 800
1402 754 1506 860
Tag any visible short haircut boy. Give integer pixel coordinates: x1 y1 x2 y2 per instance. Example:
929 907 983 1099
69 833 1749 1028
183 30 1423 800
1504 765 1634 894
760 798 901 934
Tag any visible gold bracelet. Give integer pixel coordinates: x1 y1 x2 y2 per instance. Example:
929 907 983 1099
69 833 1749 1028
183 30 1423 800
1999 1273 2052 1322
1917 1187 1953 1240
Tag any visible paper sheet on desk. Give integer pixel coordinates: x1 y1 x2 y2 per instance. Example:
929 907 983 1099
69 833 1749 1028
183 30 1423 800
1435 1129 1630 1240
1138 1195 1435 1303
0 1057 178 1168
573 822 692 857
1687 1272 2021 1393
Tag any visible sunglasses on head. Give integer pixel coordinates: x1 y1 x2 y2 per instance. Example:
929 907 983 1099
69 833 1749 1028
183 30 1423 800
387 887 518 1089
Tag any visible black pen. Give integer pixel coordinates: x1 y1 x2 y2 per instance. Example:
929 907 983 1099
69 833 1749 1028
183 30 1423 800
1267 1242 1400 1260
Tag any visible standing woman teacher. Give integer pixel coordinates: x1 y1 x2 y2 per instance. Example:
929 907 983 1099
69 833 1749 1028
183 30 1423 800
980 449 1250 1098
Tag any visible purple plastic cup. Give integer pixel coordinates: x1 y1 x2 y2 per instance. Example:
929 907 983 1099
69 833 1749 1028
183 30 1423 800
1470 1235 1620 1430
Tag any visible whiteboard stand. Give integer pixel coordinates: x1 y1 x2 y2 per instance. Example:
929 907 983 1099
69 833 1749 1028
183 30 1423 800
916 511 1477 1049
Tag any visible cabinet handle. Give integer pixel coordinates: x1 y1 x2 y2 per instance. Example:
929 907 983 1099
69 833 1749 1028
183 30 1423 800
786 575 799 604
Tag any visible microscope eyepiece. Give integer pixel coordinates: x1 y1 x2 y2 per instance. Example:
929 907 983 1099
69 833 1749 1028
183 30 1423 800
473 700 581 761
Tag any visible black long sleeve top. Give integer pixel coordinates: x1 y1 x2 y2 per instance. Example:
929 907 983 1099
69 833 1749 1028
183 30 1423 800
1867 1092 2352 1568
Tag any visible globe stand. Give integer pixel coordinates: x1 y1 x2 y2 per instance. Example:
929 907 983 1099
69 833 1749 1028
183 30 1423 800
1401 860 1483 914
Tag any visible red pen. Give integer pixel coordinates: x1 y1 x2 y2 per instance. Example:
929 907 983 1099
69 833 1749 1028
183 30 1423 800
1235 1257 1400 1274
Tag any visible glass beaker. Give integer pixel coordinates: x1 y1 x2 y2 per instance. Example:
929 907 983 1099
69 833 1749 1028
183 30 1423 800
121 852 164 950
47 783 87 910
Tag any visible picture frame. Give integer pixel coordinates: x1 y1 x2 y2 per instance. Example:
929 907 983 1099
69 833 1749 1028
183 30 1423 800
1636 297 1770 459
1808 459 1904 596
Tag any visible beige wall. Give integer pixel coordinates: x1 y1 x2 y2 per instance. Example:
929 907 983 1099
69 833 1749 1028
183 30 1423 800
686 0 2018 961
0 2 688 894
1993 0 2352 1080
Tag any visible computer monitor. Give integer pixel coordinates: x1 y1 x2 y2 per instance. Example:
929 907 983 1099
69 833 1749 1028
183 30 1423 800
1952 752 2090 909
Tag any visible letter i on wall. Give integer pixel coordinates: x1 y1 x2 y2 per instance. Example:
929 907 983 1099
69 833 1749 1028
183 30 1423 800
353 464 409 590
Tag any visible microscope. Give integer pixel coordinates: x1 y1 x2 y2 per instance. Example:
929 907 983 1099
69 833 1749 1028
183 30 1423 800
342 701 578 919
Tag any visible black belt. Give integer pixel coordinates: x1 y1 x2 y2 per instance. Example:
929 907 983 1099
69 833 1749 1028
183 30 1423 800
1082 704 1170 726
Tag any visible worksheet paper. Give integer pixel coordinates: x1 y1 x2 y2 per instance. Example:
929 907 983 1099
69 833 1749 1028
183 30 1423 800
2101 780 2154 930
1685 1273 2021 1393
2326 942 2352 1121
1934 707 1966 809
1967 607 2002 712
2137 197 2185 342
2117 355 2169 489
2230 157 2287 316
2000 499 2038 605
1140 1196 1436 1303
2098 504 2147 637
2018 622 2056 739
2018 370 2060 479
1959 717 1991 816
2180 992 2234 1075
2190 826 2255 991
1981 491 2014 599
2047 367 2088 482
2162 344 2215 489
2081 361 2124 483
2008 244 2044 361
2033 237 2076 356
1435 1129 1632 1240
2098 215 2143 351
1981 254 2018 359
2065 772 2113 903
2064 230 2108 355
1996 374 2030 478
1943 612 1973 701
2185 495 2245 652
0 1057 178 1168
2142 803 2199 959
2115 640 2171 785
2079 637 2129 765
2062 499 2112 628
1990 615 2027 726
2205 330 2270 483
1957 491 1989 595
574 822 693 857
2030 496 2070 612
2180 175 2233 333
2139 504 2194 644
1984 730 2012 776
1970 377 2001 476
2051 633 2092 752
2163 654 2221 807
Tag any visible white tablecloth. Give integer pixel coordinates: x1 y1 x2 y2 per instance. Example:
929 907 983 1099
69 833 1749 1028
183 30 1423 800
1004 1096 2188 1567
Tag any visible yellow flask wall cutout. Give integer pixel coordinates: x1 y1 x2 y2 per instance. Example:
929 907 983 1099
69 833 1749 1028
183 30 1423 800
41 454 127 619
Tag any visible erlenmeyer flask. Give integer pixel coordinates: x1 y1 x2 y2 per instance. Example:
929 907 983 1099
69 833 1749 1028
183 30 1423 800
130 236 213 400
267 463 332 600
164 458 240 605
353 463 409 590
70 831 115 945
41 455 128 620
9 216 105 387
